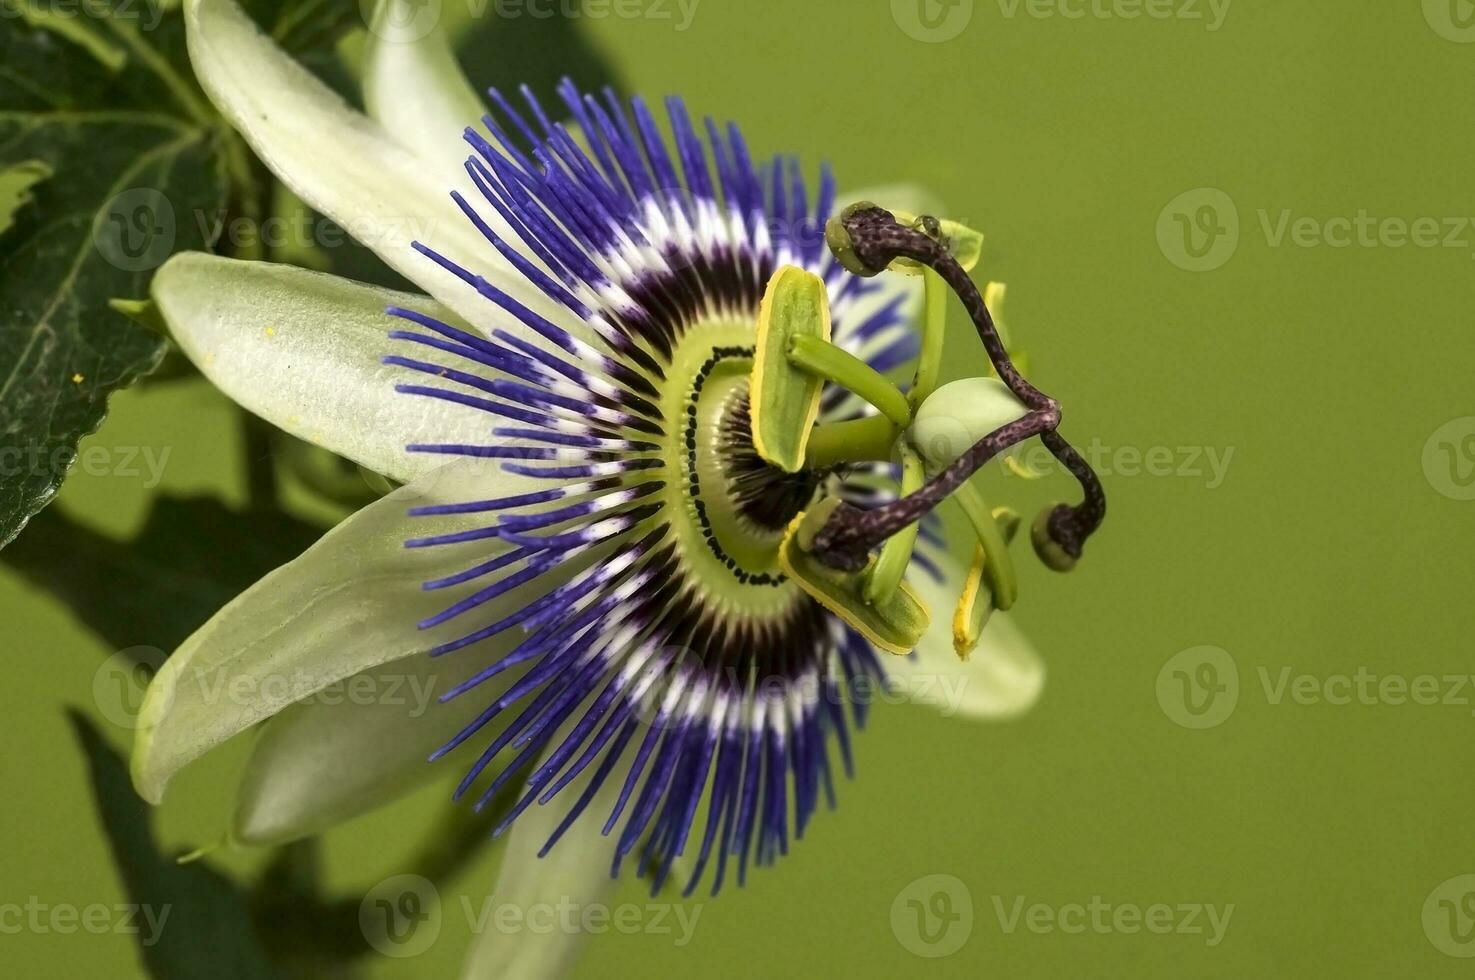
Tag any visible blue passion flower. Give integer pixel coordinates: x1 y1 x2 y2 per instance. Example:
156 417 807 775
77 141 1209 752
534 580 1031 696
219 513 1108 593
131 1 1068 976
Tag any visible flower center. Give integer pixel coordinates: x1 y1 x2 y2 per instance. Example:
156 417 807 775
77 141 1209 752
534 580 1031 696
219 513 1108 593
653 321 818 619
718 392 822 531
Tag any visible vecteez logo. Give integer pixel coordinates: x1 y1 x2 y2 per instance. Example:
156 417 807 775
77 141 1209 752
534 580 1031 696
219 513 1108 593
1424 874 1475 957
1158 647 1475 729
1158 188 1475 271
92 647 167 730
359 875 441 958
1156 188 1240 272
1423 417 1475 501
891 874 974 957
1156 646 1239 729
1424 0 1475 42
94 188 176 272
361 0 443 42
891 0 975 42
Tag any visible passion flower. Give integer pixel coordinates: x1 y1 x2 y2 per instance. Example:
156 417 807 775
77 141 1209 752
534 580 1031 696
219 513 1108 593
130 0 1105 975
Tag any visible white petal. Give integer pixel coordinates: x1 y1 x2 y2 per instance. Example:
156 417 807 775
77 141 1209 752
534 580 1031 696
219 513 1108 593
897 553 1046 719
459 720 622 980
153 252 492 485
363 0 485 177
232 649 522 845
183 0 562 333
132 459 557 804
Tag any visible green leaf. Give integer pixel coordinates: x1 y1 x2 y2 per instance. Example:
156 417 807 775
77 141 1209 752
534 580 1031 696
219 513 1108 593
12 1 127 70
0 158 50 234
247 0 358 56
247 839 369 977
0 495 324 653
246 0 363 109
451 1 624 105
0 9 230 547
68 710 283 979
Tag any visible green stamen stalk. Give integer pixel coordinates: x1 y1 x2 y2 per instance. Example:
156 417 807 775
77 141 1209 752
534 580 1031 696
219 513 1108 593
785 334 911 427
952 479 1019 611
803 415 899 469
864 441 925 605
911 269 948 408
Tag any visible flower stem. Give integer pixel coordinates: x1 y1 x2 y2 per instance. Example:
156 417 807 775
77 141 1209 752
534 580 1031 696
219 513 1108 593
864 441 925 605
952 479 1017 611
911 269 948 408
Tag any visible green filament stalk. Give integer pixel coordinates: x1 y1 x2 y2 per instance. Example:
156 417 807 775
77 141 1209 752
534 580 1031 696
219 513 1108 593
785 333 911 427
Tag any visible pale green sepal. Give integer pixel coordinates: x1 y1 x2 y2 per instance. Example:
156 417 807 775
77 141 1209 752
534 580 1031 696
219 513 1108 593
363 0 486 177
131 460 559 805
233 648 529 844
151 252 492 485
182 0 566 335
459 717 628 980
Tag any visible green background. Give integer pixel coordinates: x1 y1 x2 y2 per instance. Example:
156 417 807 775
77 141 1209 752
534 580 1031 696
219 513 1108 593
5 0 1475 976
